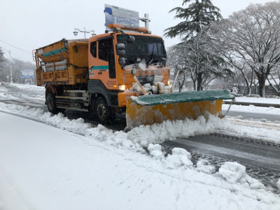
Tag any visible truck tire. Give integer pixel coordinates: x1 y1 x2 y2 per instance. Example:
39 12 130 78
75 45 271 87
95 96 111 124
46 93 59 114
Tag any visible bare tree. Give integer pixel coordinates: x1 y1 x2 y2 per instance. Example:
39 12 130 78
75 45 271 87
210 1 280 97
167 46 190 91
168 29 233 91
267 66 280 95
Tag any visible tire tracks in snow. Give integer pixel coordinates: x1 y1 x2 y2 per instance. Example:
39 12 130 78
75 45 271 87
162 134 280 193
228 118 280 130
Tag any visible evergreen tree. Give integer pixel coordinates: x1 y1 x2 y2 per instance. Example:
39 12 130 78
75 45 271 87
0 47 7 82
164 0 222 40
0 47 5 62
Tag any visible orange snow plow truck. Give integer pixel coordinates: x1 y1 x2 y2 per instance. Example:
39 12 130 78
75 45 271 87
34 24 233 130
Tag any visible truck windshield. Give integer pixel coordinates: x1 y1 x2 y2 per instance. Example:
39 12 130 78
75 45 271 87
117 35 167 66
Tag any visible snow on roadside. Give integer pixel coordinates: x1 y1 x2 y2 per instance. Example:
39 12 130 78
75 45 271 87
0 101 280 146
223 104 280 115
0 103 280 208
196 159 216 174
0 102 271 147
0 83 44 100
219 117 280 144
222 94 280 116
0 85 11 98
217 162 265 189
8 83 44 91
226 96 280 105
127 114 220 146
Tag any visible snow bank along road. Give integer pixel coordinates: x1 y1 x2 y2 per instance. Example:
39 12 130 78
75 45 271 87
1 111 280 210
1 84 280 195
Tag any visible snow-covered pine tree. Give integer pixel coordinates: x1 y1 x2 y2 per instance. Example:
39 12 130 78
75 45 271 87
164 0 222 40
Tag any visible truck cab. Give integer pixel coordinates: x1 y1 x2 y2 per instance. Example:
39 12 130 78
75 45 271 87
88 30 170 111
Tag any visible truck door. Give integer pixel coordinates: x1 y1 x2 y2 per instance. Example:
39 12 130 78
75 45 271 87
98 38 116 79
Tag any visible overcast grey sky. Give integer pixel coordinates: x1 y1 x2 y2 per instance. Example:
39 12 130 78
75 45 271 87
0 0 274 63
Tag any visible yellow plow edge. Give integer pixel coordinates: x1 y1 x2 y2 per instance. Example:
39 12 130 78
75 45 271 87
125 90 234 131
126 99 223 129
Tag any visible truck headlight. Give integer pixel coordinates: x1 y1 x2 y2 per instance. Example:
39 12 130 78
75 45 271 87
119 85 126 91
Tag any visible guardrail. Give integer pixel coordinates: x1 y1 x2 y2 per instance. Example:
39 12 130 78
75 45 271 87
223 101 280 108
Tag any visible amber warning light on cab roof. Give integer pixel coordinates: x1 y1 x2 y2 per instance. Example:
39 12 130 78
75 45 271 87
108 23 151 34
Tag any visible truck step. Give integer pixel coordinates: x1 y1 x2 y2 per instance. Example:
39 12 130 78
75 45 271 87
63 90 87 93
55 96 88 100
57 106 89 112
56 98 88 103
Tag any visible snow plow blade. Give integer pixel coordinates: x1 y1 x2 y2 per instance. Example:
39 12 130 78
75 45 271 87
125 89 234 130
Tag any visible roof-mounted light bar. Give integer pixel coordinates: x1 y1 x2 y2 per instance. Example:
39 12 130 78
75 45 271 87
108 23 150 33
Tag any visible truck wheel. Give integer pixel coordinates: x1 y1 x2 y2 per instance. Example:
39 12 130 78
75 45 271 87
95 96 111 124
46 93 59 114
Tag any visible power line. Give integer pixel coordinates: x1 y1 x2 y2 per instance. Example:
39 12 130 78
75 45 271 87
0 39 32 54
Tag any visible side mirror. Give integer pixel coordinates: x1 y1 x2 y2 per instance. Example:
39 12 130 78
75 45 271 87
162 57 167 66
119 57 126 68
127 35 135 43
116 43 125 56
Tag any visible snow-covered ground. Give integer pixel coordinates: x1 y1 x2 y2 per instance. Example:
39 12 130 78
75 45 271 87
225 103 280 115
231 97 280 105
0 83 280 210
224 96 280 115
7 83 43 91
0 83 44 101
